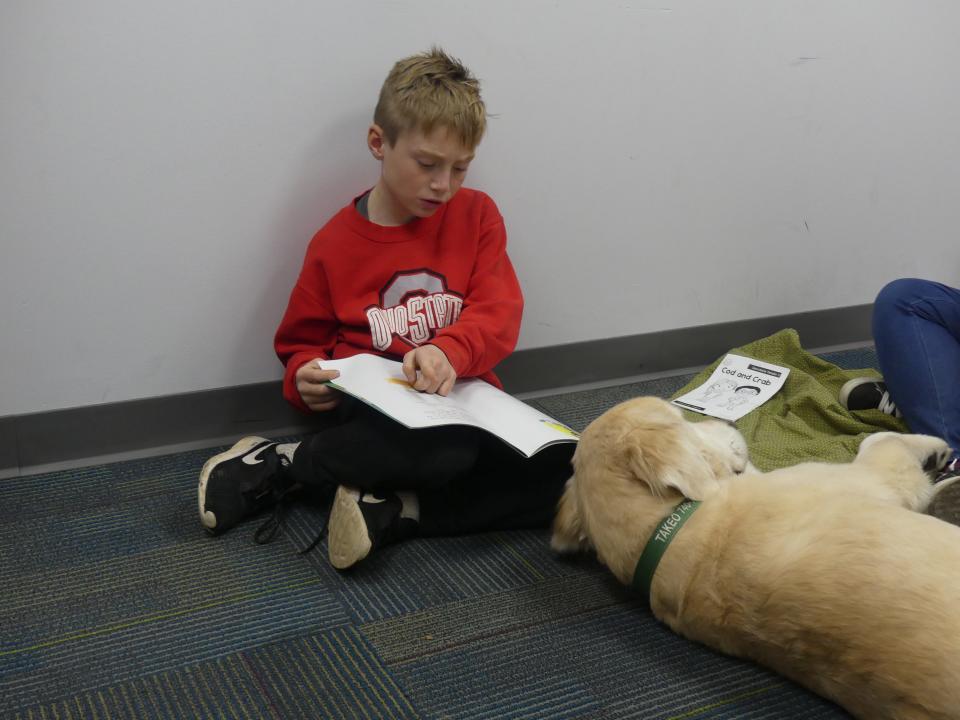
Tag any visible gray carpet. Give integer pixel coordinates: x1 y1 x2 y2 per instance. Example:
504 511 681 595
0 348 879 719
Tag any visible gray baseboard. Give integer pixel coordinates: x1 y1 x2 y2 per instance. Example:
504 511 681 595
1 303 872 478
496 303 873 393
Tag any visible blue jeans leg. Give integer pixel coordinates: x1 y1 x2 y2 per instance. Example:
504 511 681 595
872 278 960 457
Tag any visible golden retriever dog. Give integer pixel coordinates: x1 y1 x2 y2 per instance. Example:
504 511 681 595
552 396 960 720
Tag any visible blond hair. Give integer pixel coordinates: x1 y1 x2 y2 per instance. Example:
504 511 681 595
374 47 486 150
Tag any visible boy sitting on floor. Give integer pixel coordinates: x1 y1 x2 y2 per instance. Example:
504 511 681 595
198 47 574 569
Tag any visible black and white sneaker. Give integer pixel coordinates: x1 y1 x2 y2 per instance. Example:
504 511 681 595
327 486 418 569
198 437 297 535
839 377 901 417
927 458 960 525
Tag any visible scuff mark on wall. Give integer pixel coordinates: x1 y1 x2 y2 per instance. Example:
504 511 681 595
622 5 673 12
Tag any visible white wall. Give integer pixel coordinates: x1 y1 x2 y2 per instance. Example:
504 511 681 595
3 1 959 415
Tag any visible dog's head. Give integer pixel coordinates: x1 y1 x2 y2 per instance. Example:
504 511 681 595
552 397 749 558
579 397 748 500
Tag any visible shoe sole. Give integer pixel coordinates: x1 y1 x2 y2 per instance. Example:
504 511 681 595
197 436 269 533
928 475 960 526
328 485 372 570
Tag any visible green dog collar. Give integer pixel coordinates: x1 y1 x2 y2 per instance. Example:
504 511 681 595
631 499 702 602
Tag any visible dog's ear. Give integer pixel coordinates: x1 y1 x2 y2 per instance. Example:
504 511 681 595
551 476 590 554
657 464 721 501
624 427 720 501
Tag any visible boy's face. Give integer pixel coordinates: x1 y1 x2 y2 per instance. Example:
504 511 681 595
368 124 475 225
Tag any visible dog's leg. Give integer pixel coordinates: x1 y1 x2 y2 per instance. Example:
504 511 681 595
551 477 592 554
858 432 953 476
855 432 952 511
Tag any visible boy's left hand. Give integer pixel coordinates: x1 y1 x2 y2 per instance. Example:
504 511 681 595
402 345 457 396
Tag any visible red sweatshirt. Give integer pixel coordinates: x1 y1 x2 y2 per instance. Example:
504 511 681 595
275 187 524 412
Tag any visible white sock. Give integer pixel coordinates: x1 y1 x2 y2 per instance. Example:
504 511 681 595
397 491 420 522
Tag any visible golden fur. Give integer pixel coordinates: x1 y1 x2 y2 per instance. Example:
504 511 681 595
552 396 960 720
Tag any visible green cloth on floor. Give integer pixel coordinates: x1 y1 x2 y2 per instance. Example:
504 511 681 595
671 328 908 472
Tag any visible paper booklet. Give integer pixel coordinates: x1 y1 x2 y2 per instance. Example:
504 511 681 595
671 354 791 422
319 353 579 458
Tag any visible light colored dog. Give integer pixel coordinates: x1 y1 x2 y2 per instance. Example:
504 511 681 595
552 396 960 720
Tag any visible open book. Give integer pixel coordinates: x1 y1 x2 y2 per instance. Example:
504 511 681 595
319 353 579 458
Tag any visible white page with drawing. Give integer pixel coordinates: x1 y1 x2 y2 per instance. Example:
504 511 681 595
671 354 790 421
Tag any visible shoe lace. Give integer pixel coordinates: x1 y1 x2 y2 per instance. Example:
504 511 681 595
253 485 330 555
877 391 899 416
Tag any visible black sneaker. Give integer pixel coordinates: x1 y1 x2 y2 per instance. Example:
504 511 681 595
928 458 960 525
327 486 418 569
198 437 296 535
839 377 901 417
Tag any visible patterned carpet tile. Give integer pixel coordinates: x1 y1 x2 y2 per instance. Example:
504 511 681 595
1 578 348 715
817 347 878 372
242 626 420 720
6 654 274 720
0 446 223 525
6 627 420 720
1 463 347 639
0 537 313 625
389 604 848 720
3 533 326 644
329 534 568 625
1 459 353 716
281 503 593 626
361 571 619 664
687 684 850 720
0 464 121 524
1 473 201 578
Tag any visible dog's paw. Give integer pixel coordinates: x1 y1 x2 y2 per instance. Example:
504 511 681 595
729 433 750 474
861 433 953 478
896 434 953 476
691 420 750 476
550 532 590 555
920 439 954 477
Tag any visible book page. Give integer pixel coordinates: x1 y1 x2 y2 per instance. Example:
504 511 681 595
319 354 578 457
671 354 790 421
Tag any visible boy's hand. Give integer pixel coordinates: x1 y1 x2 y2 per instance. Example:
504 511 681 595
403 345 457 396
295 360 342 412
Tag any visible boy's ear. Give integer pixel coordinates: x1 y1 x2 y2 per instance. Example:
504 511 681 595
367 124 386 160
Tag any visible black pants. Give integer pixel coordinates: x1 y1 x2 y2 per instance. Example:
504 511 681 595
288 398 574 536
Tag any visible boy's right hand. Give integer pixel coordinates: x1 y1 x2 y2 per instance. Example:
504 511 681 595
295 360 342 412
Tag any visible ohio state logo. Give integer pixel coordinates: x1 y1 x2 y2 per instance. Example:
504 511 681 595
366 269 463 350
